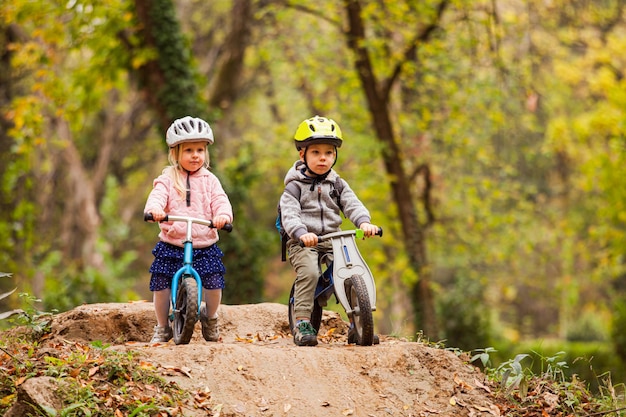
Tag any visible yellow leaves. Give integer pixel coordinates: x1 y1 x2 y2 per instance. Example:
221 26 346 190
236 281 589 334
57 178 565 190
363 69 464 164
0 393 16 407
131 47 159 69
234 332 286 343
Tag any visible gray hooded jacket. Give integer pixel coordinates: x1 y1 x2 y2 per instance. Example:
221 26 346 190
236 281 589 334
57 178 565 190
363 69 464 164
279 160 371 241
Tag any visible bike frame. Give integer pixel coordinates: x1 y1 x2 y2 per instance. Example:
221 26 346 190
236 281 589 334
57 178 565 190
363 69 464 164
153 215 222 316
316 229 377 313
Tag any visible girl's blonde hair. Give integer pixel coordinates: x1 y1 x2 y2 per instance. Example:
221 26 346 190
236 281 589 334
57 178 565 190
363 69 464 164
163 143 211 199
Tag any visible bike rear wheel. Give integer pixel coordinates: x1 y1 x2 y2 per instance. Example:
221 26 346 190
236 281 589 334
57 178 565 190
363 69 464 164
288 284 323 335
172 276 198 345
345 274 374 346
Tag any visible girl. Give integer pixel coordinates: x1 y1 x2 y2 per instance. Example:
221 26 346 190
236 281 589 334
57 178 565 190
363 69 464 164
145 116 233 343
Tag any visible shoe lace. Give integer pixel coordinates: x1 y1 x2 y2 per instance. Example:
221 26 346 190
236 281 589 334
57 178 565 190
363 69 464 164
298 321 316 336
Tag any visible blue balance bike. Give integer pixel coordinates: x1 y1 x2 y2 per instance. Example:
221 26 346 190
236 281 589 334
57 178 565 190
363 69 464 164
145 213 232 345
288 228 382 346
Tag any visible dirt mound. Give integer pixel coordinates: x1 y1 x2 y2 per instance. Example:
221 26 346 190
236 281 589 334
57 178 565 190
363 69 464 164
7 302 502 416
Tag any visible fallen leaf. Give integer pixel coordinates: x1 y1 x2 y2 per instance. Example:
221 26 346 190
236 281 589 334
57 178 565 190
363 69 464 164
474 378 491 393
471 404 501 416
235 334 254 343
161 365 192 377
0 393 16 406
453 373 473 391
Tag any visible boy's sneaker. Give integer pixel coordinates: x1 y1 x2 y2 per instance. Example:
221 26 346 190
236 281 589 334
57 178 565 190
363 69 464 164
200 304 220 342
150 325 173 343
294 321 318 346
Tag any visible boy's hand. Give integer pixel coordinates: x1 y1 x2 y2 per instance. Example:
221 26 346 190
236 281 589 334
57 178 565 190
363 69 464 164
300 232 318 247
212 215 231 230
359 222 379 237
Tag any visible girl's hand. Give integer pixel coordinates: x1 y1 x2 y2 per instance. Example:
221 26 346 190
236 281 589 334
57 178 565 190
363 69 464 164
359 222 379 237
150 209 166 222
212 215 231 230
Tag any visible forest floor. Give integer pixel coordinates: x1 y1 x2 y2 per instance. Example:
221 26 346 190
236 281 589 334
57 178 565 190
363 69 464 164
0 302 605 416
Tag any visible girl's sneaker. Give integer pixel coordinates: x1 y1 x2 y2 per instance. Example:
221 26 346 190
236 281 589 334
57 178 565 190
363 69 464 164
200 304 220 342
150 325 173 343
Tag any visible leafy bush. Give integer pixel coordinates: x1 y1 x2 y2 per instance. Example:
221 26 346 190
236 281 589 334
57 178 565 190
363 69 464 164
476 347 624 416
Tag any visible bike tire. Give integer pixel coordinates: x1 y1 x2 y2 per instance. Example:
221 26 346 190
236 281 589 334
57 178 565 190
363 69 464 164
345 274 374 346
310 301 323 334
172 276 199 345
288 284 323 335
288 284 297 335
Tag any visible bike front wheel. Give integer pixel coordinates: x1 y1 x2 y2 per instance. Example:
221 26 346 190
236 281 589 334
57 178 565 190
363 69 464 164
172 276 199 345
345 274 374 346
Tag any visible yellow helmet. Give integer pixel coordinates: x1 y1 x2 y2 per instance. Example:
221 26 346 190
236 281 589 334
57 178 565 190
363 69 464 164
293 116 343 150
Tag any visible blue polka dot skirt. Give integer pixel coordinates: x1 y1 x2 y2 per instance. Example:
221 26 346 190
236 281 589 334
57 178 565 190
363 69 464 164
149 241 226 291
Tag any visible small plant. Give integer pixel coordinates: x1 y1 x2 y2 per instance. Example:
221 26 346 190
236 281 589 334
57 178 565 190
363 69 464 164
0 272 24 321
493 353 532 397
470 346 498 368
8 292 57 338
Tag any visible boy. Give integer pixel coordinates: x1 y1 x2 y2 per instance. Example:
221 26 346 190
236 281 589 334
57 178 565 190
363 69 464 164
279 115 379 346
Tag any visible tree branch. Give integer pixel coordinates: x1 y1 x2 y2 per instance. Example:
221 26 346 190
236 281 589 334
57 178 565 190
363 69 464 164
381 0 450 101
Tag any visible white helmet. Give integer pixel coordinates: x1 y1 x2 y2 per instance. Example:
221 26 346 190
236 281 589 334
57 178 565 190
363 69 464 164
166 116 214 147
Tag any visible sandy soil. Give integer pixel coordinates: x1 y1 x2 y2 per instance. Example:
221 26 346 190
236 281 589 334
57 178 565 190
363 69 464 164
28 301 503 416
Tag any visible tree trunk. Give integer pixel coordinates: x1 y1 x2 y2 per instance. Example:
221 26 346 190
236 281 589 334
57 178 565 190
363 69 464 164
208 0 252 111
132 0 202 132
343 0 441 338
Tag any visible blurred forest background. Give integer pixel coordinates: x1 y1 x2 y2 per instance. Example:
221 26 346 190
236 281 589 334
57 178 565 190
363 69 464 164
1 0 626 388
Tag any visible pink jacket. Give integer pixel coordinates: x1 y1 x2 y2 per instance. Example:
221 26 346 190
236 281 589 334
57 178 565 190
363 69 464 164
144 167 233 248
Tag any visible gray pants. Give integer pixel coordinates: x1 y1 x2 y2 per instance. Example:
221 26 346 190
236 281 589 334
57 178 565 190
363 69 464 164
287 239 333 320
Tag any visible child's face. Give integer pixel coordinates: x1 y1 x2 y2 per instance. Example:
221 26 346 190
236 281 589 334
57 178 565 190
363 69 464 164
178 141 208 172
300 143 336 175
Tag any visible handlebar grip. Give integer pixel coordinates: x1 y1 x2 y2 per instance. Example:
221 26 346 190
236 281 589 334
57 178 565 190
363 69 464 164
377 227 383 237
222 223 233 233
144 212 169 222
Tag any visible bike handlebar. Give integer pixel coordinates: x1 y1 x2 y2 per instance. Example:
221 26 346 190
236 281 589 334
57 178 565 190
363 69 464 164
299 227 383 247
144 212 233 233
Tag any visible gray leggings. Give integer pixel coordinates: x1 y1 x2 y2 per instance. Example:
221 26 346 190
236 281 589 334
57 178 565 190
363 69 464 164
287 239 333 320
